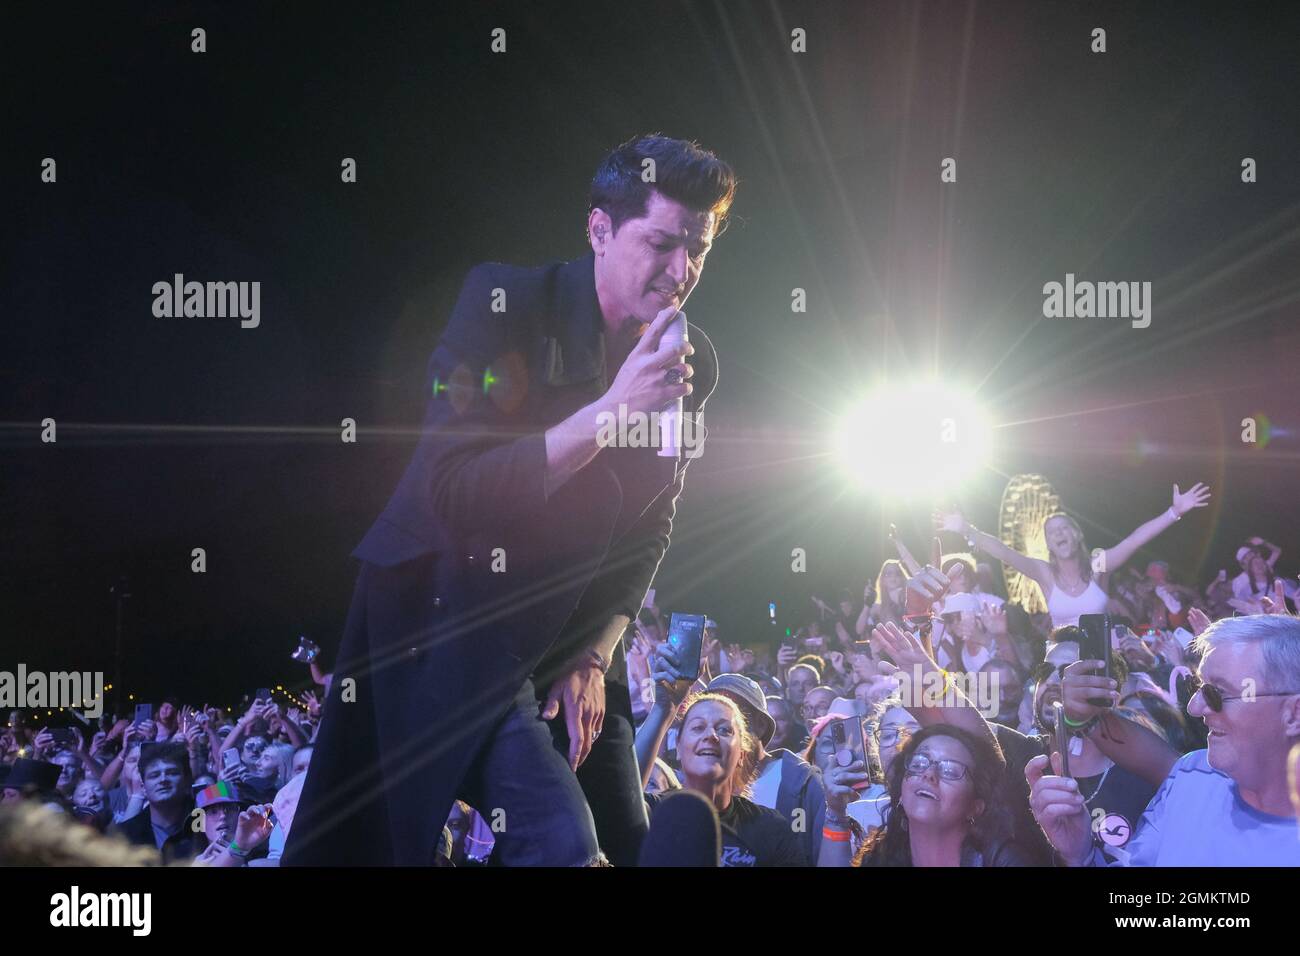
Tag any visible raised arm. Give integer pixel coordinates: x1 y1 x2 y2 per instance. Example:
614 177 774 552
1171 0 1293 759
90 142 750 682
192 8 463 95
632 646 693 789
872 621 999 753
1101 483 1211 573
934 509 1053 591
1059 659 1179 786
1247 536 1282 569
889 524 922 575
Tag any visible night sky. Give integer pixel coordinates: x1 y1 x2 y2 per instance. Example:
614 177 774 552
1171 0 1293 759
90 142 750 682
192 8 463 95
4 1 1299 709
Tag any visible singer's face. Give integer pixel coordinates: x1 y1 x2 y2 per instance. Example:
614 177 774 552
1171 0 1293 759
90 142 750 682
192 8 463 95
594 190 714 326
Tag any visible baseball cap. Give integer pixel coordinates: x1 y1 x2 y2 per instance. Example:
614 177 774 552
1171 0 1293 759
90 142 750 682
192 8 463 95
194 780 251 810
705 673 776 746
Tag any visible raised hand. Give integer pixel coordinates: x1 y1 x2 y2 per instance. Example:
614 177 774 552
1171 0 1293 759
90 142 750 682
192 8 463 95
1059 659 1118 724
32 728 55 758
235 805 275 850
1153 630 1185 666
824 761 870 820
1171 482 1211 517
1118 632 1157 672
1228 596 1267 616
1261 579 1296 617
648 644 694 708
604 306 694 418
871 621 939 675
980 604 1008 636
1026 752 1093 866
932 508 970 535
301 690 321 718
219 760 250 784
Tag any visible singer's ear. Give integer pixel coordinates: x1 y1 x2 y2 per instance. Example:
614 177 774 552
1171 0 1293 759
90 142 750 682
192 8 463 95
589 208 614 254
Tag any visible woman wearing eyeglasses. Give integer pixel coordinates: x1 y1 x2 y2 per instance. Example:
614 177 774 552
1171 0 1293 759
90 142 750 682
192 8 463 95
819 723 1024 866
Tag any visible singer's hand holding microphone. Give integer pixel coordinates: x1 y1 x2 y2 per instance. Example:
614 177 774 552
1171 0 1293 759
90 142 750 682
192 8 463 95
603 304 694 419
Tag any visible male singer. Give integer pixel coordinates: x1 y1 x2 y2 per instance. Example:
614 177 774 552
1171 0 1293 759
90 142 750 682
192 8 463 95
284 134 735 866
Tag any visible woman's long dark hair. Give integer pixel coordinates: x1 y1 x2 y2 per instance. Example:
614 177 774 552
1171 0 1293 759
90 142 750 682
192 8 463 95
853 724 1012 867
1247 557 1277 596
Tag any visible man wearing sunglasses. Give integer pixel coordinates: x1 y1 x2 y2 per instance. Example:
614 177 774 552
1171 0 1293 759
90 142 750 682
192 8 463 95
1029 614 1300 865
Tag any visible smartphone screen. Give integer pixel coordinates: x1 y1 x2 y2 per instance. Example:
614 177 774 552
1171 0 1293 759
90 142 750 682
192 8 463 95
828 716 871 790
1077 613 1113 706
667 613 707 682
1052 701 1071 778
133 703 153 727
222 748 242 770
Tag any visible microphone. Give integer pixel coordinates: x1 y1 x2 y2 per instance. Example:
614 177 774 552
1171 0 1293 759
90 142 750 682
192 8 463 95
658 310 688 458
638 788 721 867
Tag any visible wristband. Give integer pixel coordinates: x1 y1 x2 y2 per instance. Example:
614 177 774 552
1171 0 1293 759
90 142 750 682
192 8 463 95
226 840 250 858
822 826 851 842
1060 712 1089 728
1167 507 1181 522
585 648 611 674
1062 713 1100 736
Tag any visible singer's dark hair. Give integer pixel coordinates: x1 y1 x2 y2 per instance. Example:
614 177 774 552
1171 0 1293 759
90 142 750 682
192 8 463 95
588 134 736 239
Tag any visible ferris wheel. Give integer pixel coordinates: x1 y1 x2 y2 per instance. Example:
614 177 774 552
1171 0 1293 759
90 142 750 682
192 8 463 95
996 474 1061 614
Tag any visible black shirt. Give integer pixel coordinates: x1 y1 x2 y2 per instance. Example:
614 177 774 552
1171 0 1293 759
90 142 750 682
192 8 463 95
995 727 1157 861
645 792 808 867
1075 762 1157 855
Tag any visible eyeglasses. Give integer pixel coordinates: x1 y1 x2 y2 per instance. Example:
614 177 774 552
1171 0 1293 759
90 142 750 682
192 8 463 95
1185 674 1300 713
904 751 970 782
879 726 918 747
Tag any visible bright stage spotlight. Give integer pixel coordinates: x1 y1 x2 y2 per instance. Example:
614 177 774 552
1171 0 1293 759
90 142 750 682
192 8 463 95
832 382 993 499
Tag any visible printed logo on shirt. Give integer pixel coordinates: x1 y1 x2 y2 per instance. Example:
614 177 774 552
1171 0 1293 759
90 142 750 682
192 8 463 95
721 844 757 867
1094 810 1133 847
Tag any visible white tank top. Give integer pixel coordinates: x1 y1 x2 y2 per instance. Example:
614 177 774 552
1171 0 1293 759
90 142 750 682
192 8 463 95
1046 577 1108 629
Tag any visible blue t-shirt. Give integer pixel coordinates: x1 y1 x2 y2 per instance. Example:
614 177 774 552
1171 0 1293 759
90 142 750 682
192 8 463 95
1095 749 1300 866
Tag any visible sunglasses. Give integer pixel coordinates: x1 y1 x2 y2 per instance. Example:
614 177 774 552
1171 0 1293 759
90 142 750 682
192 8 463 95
1031 661 1071 685
1184 674 1300 712
904 751 970 782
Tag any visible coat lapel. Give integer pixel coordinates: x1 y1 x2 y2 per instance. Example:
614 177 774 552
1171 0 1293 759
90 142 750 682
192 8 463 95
540 250 716 511
544 251 605 388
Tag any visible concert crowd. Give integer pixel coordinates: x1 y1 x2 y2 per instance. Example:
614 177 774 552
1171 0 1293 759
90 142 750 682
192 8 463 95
4 497 1299 867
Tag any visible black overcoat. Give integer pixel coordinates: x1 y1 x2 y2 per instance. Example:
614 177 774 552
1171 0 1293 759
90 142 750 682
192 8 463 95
283 250 716 864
